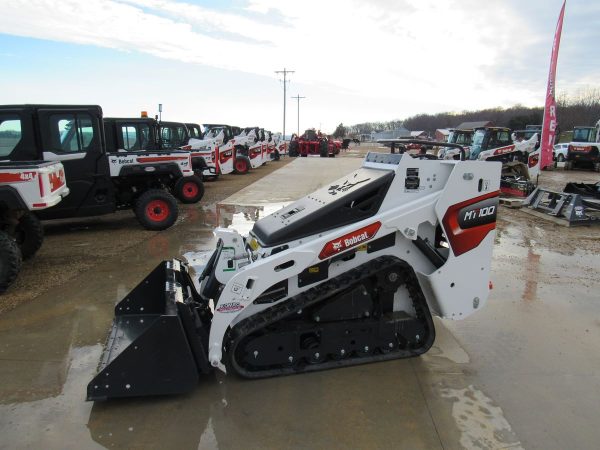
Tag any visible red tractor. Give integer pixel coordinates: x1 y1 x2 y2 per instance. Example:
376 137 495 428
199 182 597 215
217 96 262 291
297 129 338 157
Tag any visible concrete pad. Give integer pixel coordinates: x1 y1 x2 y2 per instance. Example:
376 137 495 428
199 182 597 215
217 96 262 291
220 157 363 205
0 155 599 449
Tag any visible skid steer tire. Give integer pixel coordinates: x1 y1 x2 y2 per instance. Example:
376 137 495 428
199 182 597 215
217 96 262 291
174 175 204 204
234 156 251 174
135 189 178 231
14 212 44 260
0 231 22 294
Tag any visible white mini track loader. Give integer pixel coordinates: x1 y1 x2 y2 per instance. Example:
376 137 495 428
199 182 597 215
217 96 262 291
88 141 501 400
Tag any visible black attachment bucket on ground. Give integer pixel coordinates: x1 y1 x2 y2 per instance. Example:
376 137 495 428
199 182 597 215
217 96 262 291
87 259 212 401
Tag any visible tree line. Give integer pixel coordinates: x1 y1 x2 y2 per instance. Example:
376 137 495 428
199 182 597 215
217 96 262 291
341 88 600 139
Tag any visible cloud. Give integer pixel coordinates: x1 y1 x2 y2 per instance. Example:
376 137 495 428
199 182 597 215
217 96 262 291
0 0 589 122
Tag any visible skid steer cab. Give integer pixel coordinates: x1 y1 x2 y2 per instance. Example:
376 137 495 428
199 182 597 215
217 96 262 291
0 104 201 230
188 124 240 178
465 127 538 197
88 140 502 401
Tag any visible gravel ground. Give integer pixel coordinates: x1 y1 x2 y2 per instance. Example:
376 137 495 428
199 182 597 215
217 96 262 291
0 158 293 315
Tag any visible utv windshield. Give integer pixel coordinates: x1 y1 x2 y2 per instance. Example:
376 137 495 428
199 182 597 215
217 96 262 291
188 125 201 139
469 130 486 160
204 127 224 139
572 127 593 142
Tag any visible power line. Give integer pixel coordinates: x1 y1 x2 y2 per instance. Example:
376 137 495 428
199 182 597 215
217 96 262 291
275 68 294 139
291 95 306 137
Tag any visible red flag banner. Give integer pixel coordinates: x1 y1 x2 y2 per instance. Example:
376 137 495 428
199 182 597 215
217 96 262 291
540 1 566 170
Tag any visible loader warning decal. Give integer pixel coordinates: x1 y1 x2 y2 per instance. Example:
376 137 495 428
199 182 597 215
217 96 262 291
442 192 499 257
328 178 371 196
216 302 244 313
319 222 381 260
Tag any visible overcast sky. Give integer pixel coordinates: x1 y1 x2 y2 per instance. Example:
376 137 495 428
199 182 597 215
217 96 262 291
0 0 597 133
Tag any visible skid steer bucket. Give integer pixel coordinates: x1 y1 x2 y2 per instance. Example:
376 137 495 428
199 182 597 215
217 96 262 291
87 260 212 401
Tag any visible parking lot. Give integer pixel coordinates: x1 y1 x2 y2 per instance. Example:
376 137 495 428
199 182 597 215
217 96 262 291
0 148 599 449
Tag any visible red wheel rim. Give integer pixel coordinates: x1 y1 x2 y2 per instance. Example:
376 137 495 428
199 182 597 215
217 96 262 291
235 159 247 172
146 200 169 222
182 181 199 199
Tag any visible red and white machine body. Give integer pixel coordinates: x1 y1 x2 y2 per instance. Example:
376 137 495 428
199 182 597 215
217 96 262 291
205 152 501 370
0 161 69 209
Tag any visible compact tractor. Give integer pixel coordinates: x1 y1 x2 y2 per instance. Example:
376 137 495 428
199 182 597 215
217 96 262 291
296 129 338 158
87 140 502 400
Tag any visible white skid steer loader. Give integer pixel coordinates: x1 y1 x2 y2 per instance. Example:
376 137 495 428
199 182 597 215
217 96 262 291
87 141 501 400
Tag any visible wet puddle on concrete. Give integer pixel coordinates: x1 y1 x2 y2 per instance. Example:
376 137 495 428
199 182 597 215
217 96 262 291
439 385 523 450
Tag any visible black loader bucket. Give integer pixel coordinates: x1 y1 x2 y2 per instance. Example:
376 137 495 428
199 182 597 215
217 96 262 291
87 260 212 401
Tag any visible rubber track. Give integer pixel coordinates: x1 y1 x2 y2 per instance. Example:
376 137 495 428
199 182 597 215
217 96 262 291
226 255 435 378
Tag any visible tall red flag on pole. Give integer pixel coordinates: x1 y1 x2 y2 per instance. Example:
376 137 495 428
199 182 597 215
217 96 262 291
539 1 566 171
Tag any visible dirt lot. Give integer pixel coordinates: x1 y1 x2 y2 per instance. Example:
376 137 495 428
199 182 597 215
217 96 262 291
0 158 293 315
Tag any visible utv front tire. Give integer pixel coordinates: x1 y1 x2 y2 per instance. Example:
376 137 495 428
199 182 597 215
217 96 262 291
135 189 178 231
14 212 44 259
174 175 204 204
0 231 22 294
234 156 251 174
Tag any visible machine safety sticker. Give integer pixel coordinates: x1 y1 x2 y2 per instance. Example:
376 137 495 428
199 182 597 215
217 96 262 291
216 302 244 313
328 178 370 196
231 282 243 294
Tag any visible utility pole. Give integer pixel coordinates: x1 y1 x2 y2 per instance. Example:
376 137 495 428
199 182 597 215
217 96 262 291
291 94 306 136
275 68 294 139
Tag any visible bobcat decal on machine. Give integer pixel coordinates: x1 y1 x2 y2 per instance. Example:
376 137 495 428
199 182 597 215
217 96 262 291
87 141 501 400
